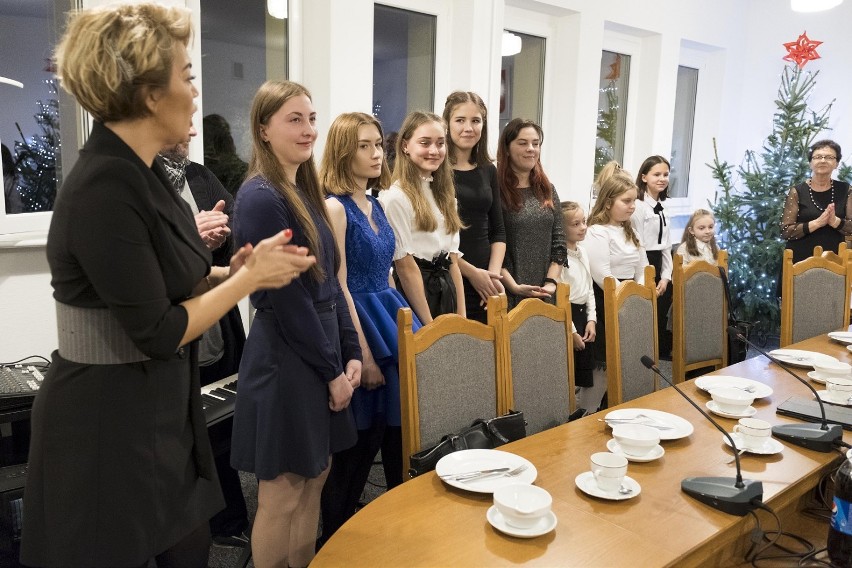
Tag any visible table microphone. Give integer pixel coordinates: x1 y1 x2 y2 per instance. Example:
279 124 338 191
727 326 842 453
640 355 762 516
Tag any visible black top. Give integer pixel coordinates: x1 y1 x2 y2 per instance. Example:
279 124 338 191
782 181 852 262
455 163 505 271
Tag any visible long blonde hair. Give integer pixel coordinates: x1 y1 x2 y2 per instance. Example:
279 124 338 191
389 111 463 234
588 161 641 247
683 209 720 258
321 112 391 195
247 80 333 281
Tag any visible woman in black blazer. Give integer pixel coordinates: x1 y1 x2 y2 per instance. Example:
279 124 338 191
20 5 314 567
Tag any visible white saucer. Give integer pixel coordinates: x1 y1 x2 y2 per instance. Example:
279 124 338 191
486 505 557 538
817 390 852 407
828 331 852 344
723 433 784 455
606 438 665 462
770 349 839 369
694 375 773 399
574 471 641 501
706 400 757 419
807 371 837 385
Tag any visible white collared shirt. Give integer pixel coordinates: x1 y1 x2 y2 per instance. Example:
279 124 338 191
580 223 648 287
378 180 461 262
559 245 597 333
676 240 717 265
631 195 672 280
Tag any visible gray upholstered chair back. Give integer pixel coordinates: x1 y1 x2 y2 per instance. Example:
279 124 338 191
684 272 725 365
792 268 847 344
617 295 657 402
414 333 498 449
509 315 571 435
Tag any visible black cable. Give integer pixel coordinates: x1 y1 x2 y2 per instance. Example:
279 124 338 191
0 355 51 368
746 500 826 567
798 546 834 567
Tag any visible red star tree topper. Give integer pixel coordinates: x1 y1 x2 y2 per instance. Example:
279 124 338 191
783 31 822 68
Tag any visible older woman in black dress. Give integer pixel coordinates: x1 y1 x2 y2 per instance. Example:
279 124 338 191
21 5 313 567
782 139 852 262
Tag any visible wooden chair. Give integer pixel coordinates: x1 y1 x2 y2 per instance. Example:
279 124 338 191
397 298 502 479
671 250 729 383
498 284 575 435
603 266 658 406
780 247 852 347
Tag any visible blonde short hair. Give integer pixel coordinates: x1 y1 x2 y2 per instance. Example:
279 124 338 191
55 3 192 123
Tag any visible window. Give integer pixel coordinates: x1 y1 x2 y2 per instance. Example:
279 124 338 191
200 0 287 195
669 66 698 198
595 50 631 175
372 4 436 135
1 0 78 232
499 31 546 131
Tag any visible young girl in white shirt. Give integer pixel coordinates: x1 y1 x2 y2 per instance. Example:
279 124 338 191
378 111 466 324
581 161 648 412
631 155 672 359
677 209 719 265
558 201 598 412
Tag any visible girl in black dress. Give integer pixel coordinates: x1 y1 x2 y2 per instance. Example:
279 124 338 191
442 91 505 323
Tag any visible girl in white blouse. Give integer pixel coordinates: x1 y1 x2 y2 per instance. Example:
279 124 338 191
378 111 465 324
631 155 672 358
676 209 719 265
559 202 598 412
581 161 648 412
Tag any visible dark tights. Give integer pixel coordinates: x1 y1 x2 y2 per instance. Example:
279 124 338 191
138 523 210 568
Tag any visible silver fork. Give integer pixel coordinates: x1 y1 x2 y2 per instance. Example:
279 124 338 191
462 464 528 483
601 414 674 429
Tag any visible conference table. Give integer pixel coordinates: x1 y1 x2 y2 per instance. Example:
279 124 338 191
312 334 850 567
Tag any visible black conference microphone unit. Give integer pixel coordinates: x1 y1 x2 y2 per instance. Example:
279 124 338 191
727 326 842 452
640 355 762 516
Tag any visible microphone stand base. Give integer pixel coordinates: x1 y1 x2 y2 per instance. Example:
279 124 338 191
772 423 843 453
681 477 763 516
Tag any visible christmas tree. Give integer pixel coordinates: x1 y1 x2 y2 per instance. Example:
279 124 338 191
14 78 61 213
710 65 852 337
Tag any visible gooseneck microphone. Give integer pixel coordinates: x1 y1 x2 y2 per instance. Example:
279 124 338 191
640 355 762 516
727 326 842 452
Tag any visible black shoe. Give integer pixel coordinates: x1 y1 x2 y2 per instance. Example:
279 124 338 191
212 531 249 548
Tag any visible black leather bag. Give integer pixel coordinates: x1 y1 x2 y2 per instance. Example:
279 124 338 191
719 267 755 364
408 410 526 478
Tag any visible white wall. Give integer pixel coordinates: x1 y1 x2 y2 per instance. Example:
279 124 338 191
1 0 850 361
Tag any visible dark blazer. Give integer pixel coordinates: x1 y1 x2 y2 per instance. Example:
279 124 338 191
185 161 246 387
21 122 223 567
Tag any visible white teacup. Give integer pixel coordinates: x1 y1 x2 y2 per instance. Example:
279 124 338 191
733 417 772 450
590 452 628 492
813 360 852 378
710 386 755 415
826 376 852 404
493 484 552 529
611 424 660 457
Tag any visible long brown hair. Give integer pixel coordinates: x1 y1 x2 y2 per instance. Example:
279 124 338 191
635 155 670 201
588 161 640 247
247 80 333 280
442 91 493 167
389 111 463 234
683 208 719 259
321 112 391 195
497 118 553 212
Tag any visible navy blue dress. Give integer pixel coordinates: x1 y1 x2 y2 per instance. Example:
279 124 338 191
330 195 421 428
230 176 359 479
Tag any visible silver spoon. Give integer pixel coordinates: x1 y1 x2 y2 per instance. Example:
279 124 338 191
618 484 633 495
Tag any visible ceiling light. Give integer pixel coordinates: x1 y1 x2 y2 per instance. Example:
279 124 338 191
791 0 842 12
267 0 287 19
502 32 522 57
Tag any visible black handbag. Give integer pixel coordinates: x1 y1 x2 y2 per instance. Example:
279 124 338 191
408 410 526 478
719 267 755 364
